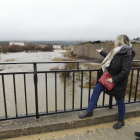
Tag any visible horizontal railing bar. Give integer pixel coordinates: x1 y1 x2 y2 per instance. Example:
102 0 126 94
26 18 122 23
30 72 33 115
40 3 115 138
0 114 36 121
0 67 139 75
0 69 101 75
36 69 101 73
125 101 140 104
0 60 139 65
132 60 140 62
0 60 102 65
0 72 34 75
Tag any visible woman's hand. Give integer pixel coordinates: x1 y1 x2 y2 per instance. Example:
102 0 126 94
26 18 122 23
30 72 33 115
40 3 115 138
96 48 103 52
107 78 113 83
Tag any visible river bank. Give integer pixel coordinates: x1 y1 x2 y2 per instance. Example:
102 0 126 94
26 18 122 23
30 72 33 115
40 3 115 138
52 50 140 99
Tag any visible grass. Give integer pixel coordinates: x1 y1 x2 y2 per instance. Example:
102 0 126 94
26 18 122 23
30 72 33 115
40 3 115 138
5 59 15 62
52 58 66 61
51 57 77 77
60 51 72 57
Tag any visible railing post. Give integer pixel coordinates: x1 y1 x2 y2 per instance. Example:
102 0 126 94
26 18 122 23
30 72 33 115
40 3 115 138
109 95 113 109
77 62 79 70
33 63 39 119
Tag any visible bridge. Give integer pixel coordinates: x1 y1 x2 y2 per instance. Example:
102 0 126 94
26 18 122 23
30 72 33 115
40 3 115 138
0 60 140 139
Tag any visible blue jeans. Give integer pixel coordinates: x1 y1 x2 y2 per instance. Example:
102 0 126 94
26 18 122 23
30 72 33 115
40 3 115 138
87 82 125 119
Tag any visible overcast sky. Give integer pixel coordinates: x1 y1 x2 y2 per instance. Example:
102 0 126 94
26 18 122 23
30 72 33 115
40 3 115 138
0 0 140 41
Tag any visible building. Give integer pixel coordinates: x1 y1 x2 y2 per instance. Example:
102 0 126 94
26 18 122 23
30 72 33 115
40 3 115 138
53 45 61 49
9 41 24 46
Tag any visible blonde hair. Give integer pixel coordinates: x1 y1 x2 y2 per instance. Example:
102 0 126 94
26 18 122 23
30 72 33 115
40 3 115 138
116 35 130 46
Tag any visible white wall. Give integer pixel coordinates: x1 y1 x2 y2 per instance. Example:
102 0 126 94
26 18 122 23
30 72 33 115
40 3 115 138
53 45 61 49
9 42 24 46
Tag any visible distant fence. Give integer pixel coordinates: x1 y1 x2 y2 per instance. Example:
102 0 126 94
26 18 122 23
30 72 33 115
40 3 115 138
0 60 140 121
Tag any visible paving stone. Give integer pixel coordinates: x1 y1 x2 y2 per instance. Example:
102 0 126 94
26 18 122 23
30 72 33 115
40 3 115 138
133 125 140 130
123 125 135 133
122 136 133 140
99 136 107 140
118 126 126 132
64 135 71 140
95 129 103 137
106 128 116 135
57 137 64 140
126 124 136 130
115 129 126 137
136 122 140 125
100 128 106 132
70 135 78 140
102 131 114 140
136 124 140 128
77 134 85 140
83 133 92 139
90 132 100 140
121 131 136 139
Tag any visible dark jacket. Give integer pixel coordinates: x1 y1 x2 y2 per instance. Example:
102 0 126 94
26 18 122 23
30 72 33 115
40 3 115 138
100 46 135 98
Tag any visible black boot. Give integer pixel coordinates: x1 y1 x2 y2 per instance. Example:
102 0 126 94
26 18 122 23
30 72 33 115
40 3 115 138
135 132 140 137
79 110 93 119
113 119 125 129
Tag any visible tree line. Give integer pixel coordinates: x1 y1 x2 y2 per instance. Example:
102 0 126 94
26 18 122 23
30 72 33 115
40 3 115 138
0 44 53 53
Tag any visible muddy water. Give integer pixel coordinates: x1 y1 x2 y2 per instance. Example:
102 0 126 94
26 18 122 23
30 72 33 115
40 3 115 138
0 51 111 118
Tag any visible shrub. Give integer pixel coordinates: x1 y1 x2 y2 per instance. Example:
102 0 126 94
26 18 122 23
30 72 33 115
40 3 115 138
8 45 23 52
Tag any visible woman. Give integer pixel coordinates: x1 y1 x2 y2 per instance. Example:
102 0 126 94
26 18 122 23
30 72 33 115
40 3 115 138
79 35 135 129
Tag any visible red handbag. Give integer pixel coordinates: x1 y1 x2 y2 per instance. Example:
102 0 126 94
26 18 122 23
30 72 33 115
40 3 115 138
98 69 115 90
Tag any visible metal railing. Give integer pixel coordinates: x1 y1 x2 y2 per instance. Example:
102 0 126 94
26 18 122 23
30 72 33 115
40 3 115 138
0 60 140 121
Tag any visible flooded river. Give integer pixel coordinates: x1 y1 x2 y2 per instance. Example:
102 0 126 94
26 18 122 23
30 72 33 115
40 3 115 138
0 51 112 118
